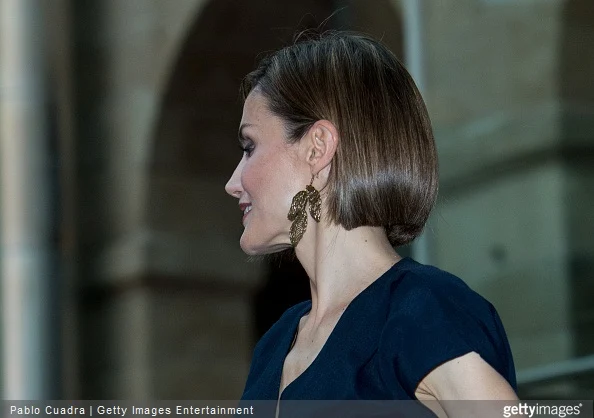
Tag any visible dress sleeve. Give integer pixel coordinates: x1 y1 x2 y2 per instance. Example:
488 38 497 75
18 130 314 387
379 271 516 398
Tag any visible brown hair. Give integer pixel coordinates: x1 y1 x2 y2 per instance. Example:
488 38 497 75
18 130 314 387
240 31 438 246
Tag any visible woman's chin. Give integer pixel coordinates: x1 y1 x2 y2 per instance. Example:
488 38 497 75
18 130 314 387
239 237 292 256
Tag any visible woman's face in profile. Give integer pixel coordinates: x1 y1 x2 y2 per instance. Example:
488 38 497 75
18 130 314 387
225 91 304 255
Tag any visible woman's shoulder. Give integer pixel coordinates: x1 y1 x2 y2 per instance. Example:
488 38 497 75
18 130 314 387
384 258 506 351
387 258 495 318
378 258 517 396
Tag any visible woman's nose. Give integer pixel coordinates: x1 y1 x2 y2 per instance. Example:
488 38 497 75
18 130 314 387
225 161 243 198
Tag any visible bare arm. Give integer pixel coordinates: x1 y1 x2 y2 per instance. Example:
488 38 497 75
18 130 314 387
415 351 518 417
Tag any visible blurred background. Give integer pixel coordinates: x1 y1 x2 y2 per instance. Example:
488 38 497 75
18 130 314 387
1 0 593 401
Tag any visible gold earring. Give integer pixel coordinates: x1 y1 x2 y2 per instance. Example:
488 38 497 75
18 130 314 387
288 175 321 247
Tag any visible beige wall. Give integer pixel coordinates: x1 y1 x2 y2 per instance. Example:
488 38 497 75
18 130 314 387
426 0 594 375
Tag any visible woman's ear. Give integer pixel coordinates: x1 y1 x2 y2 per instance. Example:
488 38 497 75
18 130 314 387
305 120 339 172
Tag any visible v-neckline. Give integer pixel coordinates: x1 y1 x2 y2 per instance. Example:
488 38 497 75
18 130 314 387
277 303 311 400
276 257 410 400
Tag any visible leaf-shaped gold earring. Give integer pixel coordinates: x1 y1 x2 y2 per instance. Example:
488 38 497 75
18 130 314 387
288 175 321 247
306 185 321 222
289 209 308 247
288 190 308 221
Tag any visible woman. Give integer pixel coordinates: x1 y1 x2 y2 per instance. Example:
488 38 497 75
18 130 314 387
225 31 518 415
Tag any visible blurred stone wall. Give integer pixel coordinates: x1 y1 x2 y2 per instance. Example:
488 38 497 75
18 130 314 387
428 0 594 378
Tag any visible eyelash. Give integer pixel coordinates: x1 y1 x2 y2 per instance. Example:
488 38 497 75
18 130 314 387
239 143 254 157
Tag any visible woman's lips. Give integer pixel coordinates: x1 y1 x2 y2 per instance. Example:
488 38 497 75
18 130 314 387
241 204 252 224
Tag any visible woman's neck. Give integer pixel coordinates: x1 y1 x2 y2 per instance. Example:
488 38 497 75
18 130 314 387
294 223 401 320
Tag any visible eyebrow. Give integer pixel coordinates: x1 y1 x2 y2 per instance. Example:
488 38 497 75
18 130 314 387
238 123 255 145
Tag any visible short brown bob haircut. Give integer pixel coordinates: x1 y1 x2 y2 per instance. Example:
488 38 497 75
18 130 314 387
240 31 438 247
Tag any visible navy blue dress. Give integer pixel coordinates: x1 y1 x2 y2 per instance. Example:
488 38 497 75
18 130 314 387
241 257 517 400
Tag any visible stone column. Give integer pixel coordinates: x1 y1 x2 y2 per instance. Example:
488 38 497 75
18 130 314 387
0 0 53 399
401 0 433 264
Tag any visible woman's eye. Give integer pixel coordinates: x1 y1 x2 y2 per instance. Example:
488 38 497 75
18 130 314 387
239 144 255 157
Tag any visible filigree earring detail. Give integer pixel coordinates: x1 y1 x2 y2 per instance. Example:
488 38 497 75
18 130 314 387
288 175 321 247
